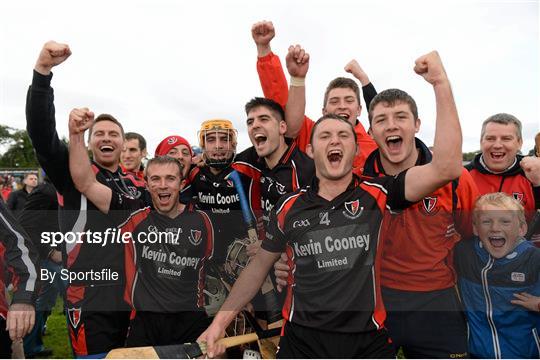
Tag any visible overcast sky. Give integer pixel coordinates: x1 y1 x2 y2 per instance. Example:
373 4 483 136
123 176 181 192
1 0 538 156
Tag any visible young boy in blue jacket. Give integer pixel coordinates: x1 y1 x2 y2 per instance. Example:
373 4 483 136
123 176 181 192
454 192 540 358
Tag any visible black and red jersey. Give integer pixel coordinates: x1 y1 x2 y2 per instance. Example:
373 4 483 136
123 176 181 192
181 166 254 262
109 195 214 313
26 71 149 309
233 141 315 230
262 173 411 333
364 138 479 291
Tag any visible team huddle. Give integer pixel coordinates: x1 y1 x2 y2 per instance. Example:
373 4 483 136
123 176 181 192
0 20 539 359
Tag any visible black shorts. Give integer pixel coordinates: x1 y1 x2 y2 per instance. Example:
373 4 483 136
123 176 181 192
126 310 209 347
68 310 130 357
382 286 468 359
277 321 395 358
66 285 130 357
0 317 12 358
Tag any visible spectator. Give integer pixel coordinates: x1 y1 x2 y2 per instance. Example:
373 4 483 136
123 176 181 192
454 192 539 358
120 132 147 180
7 173 38 215
18 176 62 358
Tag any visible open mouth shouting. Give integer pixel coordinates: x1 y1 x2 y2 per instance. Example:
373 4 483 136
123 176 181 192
385 135 403 154
253 133 268 148
157 192 172 207
99 145 115 153
488 151 506 163
488 235 506 248
327 149 343 167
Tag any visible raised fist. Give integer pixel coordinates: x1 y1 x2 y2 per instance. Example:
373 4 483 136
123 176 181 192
251 21 275 47
69 108 94 136
414 51 448 86
35 41 71 75
520 156 540 186
285 44 310 78
344 59 370 86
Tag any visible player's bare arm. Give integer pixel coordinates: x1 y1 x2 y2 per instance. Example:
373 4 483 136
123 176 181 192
284 44 310 138
251 20 275 58
68 108 113 213
405 51 463 202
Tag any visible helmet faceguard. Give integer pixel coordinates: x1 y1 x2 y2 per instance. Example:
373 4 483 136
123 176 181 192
198 119 238 170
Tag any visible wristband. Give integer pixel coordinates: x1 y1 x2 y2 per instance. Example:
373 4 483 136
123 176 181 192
290 76 305 87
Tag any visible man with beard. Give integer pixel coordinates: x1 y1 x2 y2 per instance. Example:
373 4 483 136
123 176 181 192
234 98 314 236
26 41 147 357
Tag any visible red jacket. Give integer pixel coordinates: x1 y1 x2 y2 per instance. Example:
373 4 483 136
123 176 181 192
257 52 378 175
364 139 480 291
466 154 540 215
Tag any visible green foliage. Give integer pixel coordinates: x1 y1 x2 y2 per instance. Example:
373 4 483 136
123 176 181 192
42 297 72 358
0 125 39 168
462 151 479 162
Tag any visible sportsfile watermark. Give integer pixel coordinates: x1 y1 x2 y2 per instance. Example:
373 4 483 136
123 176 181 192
41 227 184 247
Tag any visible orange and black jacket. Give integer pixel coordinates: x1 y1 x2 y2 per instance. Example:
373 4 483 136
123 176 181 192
364 138 480 291
466 153 540 214
257 52 378 175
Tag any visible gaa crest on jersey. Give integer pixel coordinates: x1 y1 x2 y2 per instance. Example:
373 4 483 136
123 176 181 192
421 196 439 215
513 192 524 203
68 307 82 328
226 179 234 188
189 229 203 246
343 200 363 219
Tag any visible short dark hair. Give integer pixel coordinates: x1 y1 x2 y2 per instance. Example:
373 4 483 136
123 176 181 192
145 156 184 181
245 97 285 122
323 77 361 108
368 89 418 124
88 113 125 140
310 114 357 145
481 113 522 142
125 132 147 151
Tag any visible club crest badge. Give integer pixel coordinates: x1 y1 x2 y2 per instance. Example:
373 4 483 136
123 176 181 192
422 196 438 214
513 192 524 203
343 200 363 219
189 229 202 246
68 307 82 328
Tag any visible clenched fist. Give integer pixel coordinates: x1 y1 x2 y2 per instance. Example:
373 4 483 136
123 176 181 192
285 44 310 79
35 41 71 75
344 59 370 86
251 20 275 47
520 156 540 186
414 51 448 86
69 108 94 136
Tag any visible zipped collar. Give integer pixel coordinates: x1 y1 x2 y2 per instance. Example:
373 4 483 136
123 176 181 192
469 153 523 176
474 236 532 265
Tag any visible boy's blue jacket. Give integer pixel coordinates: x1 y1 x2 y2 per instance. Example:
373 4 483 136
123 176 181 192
454 238 540 358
